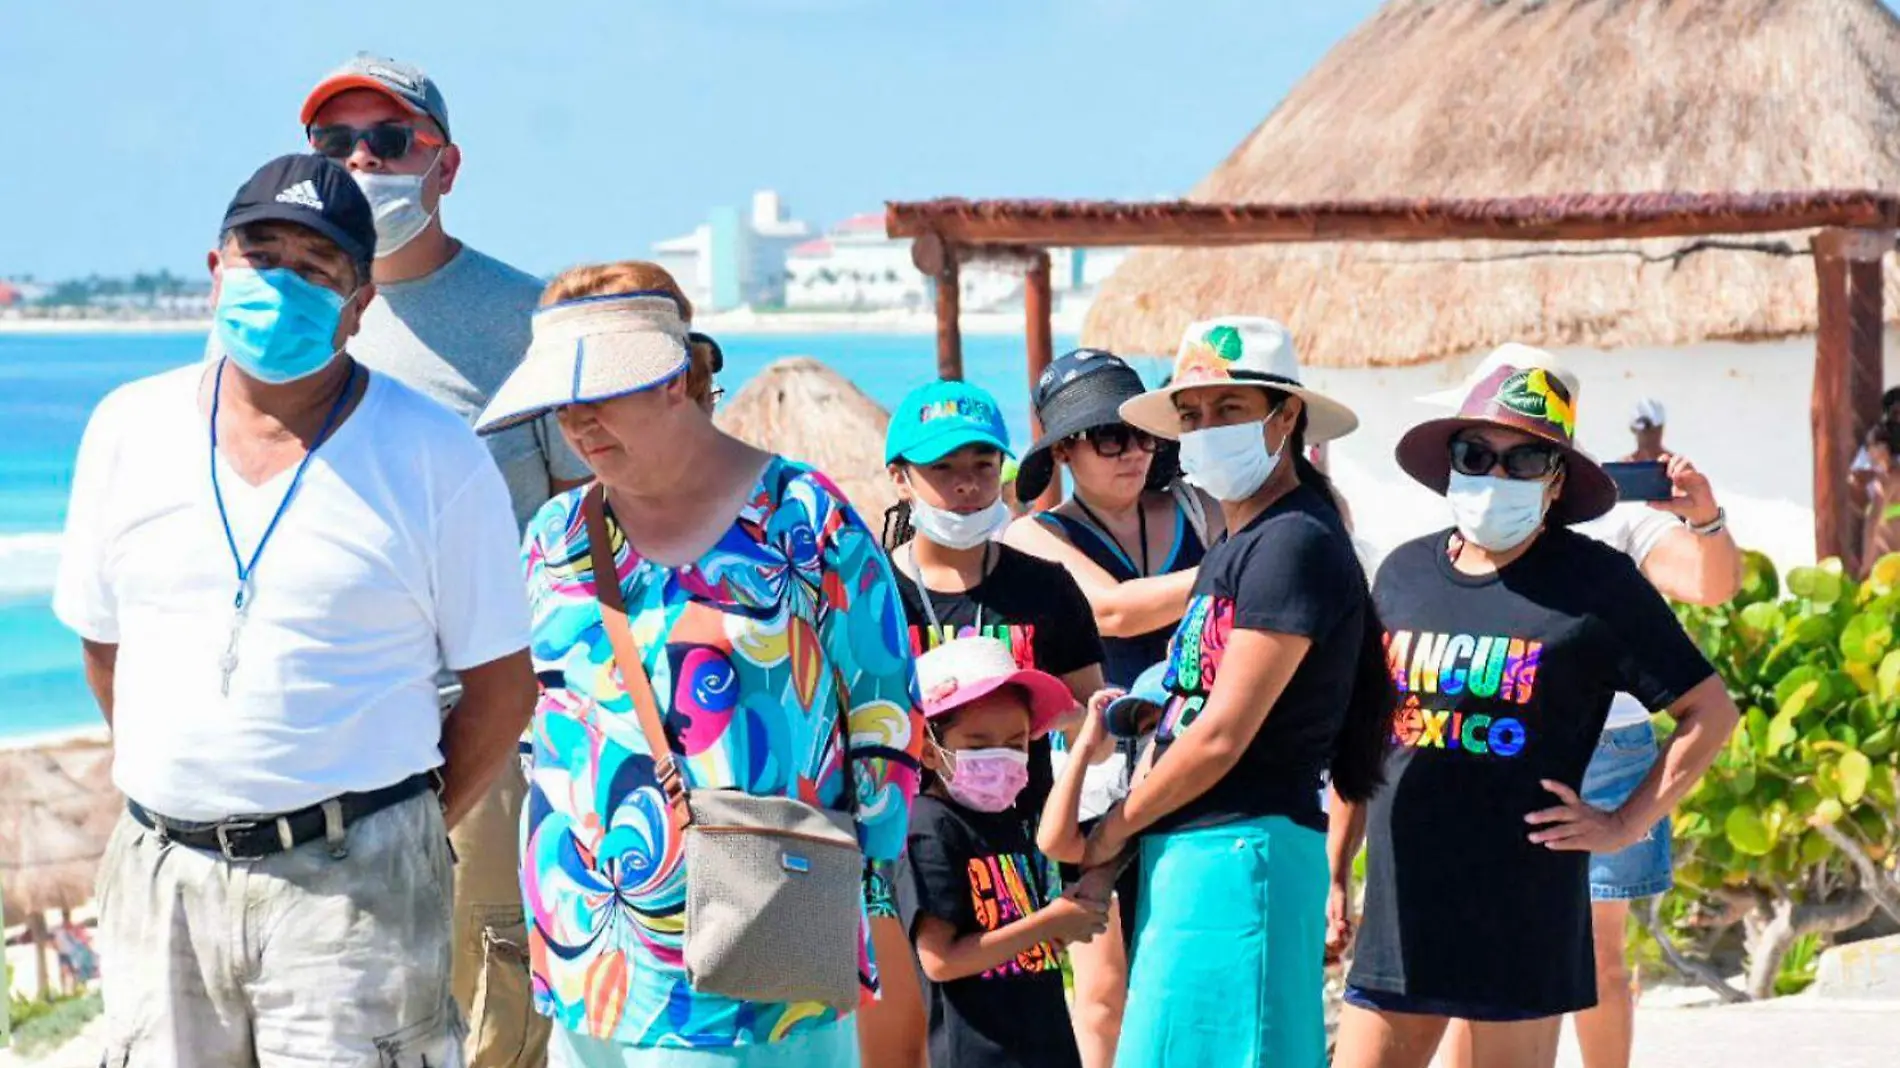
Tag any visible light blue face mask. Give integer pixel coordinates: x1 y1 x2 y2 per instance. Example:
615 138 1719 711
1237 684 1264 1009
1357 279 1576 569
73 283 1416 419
214 266 352 384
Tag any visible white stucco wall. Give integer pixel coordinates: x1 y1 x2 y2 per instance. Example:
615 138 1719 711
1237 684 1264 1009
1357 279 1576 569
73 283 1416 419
1301 333 1900 573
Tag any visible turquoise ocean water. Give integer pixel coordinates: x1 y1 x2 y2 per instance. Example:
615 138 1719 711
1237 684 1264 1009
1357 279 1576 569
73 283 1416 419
0 329 1108 741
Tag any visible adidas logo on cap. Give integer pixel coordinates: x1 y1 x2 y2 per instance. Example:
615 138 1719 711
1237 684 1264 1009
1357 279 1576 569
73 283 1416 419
274 180 324 211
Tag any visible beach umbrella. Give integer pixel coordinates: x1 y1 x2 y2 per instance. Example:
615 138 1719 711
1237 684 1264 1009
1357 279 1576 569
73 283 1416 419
0 740 120 920
716 356 899 525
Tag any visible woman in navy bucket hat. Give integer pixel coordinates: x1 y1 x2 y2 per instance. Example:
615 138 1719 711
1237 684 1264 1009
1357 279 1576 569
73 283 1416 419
1003 348 1217 1067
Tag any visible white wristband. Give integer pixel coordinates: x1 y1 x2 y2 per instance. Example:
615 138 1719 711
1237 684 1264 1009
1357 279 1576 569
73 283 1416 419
1685 507 1727 536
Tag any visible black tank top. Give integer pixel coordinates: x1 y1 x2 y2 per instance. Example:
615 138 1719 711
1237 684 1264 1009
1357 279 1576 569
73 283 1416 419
1037 494 1207 688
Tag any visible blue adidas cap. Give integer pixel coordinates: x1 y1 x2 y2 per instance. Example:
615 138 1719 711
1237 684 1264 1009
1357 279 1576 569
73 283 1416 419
885 379 1013 465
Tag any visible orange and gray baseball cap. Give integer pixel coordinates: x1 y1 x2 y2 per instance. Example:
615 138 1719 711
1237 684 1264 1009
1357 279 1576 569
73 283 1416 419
301 54 451 140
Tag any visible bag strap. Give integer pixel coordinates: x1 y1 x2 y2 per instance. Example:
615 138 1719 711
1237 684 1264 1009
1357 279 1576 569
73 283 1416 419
584 485 693 835
1172 479 1212 548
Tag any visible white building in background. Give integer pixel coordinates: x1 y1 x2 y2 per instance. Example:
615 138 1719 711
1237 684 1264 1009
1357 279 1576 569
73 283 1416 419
785 212 1132 314
650 190 814 313
650 227 712 310
785 213 927 311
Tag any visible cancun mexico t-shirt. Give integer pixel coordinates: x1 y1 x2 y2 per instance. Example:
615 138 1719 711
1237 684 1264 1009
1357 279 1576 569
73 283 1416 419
1148 483 1366 836
1350 527 1715 1015
893 543 1102 808
899 794 1082 1068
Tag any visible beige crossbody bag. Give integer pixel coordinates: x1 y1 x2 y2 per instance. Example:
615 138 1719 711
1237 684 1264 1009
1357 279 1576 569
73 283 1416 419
585 486 864 1011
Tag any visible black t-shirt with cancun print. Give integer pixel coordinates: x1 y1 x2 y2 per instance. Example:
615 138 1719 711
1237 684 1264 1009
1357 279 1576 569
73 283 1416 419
1350 527 1715 1016
892 542 1102 811
898 794 1082 1068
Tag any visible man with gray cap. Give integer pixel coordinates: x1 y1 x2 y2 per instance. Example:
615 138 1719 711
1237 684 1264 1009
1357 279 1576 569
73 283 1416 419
302 54 582 1066
54 153 536 1066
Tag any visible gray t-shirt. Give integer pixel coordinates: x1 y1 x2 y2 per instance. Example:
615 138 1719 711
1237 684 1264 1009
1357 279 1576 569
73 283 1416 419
351 244 589 530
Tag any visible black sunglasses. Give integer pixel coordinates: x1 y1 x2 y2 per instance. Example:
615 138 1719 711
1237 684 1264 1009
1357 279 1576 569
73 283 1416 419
307 122 443 161
1068 424 1159 458
1449 435 1563 480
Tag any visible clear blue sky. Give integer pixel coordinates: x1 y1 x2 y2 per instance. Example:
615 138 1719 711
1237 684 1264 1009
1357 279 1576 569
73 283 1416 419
0 0 1382 280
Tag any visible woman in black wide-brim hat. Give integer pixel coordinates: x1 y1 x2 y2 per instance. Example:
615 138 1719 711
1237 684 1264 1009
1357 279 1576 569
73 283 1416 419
1003 347 1215 1066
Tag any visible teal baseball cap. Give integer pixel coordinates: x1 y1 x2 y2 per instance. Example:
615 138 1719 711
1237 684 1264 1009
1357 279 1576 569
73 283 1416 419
885 379 1014 465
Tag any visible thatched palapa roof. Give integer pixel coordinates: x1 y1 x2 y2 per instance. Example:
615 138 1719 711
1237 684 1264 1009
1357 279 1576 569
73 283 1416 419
716 356 898 522
1083 0 1900 366
1 740 118 918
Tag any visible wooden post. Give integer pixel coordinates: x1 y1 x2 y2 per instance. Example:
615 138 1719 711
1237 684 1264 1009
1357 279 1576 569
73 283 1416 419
1813 229 1892 569
935 259 962 381
911 232 963 381
1814 236 1852 565
1849 256 1885 451
1023 250 1061 511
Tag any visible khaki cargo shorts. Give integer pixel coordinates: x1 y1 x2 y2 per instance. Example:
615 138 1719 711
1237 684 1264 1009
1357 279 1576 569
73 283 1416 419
95 792 465 1067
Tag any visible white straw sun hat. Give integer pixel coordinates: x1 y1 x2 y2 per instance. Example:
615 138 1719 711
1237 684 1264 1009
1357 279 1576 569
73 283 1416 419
475 290 691 435
1118 316 1359 442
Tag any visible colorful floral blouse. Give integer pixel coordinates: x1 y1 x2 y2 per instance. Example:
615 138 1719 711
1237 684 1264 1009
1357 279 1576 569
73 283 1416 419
519 457 923 1048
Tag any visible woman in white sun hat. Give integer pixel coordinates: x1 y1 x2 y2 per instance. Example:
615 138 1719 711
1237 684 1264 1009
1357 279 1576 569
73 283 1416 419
1076 316 1394 1068
475 268 925 1067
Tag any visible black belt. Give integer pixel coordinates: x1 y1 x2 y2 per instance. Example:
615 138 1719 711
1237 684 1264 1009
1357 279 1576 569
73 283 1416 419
126 773 434 862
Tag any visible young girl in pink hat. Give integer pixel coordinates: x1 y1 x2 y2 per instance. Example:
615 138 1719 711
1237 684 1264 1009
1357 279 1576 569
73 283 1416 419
900 637 1113 1068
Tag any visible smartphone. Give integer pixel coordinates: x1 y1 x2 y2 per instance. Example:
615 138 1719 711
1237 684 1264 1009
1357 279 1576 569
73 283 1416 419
1603 461 1673 502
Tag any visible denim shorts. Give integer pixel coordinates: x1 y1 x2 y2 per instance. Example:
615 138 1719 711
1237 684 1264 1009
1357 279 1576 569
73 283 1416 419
1582 721 1673 901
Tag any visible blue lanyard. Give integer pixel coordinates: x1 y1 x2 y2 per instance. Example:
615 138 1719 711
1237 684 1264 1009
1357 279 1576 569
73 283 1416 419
209 358 359 609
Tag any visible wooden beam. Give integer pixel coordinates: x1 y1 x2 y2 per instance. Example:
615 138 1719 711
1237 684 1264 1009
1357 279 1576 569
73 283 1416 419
887 191 1900 249
1022 251 1060 511
961 245 1052 272
1814 236 1854 565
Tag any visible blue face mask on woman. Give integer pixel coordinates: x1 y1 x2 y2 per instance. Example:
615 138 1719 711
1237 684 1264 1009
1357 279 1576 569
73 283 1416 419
214 266 354 384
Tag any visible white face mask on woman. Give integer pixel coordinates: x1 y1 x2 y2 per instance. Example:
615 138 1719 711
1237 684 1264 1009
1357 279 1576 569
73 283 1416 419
1178 418 1281 502
910 496 1011 550
1445 471 1551 551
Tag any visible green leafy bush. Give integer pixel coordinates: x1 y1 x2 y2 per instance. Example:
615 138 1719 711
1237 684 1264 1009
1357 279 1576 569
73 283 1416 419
1651 551 1900 998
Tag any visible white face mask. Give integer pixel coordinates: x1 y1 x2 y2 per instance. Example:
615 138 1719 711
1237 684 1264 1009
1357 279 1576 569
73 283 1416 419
1178 419 1280 502
354 153 441 257
910 496 1010 550
1445 471 1552 552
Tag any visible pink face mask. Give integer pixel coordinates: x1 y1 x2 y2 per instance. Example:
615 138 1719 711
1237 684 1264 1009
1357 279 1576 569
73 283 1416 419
943 747 1031 813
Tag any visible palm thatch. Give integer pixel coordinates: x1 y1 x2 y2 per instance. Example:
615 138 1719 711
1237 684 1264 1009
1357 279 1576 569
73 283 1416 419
716 356 897 522
1084 0 1900 366
0 740 118 919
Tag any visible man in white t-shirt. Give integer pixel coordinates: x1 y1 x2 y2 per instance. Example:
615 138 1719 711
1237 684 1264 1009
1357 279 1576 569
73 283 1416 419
54 154 536 1067
299 55 584 1066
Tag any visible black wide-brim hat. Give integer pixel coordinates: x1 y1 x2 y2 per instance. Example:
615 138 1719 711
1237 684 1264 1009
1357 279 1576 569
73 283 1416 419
1395 348 1618 525
1016 349 1150 501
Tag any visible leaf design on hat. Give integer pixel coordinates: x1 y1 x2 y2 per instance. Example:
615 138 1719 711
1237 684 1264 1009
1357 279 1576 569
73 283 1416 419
1203 325 1245 363
1497 369 1576 437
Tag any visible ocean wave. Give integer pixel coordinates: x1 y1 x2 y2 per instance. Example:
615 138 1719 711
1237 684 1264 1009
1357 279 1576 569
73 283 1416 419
0 532 62 603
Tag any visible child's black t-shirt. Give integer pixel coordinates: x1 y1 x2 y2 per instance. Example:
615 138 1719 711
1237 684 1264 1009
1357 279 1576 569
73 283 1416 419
898 794 1083 1068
